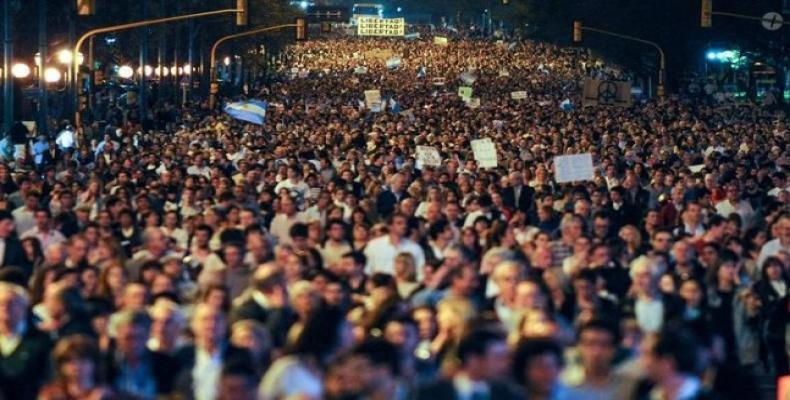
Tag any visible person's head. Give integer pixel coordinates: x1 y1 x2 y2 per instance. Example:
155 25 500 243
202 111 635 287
0 211 15 239
411 306 437 340
142 227 168 254
448 264 478 297
578 319 619 374
457 328 510 381
230 319 272 360
326 219 347 242
148 299 184 348
52 334 100 383
651 230 674 254
393 252 417 282
630 256 659 296
761 256 788 283
389 213 409 238
218 365 257 400
641 327 703 383
344 339 401 396
0 282 28 333
111 310 151 359
191 303 228 349
338 251 366 278
289 307 351 365
512 338 564 394
492 261 523 302
34 209 52 230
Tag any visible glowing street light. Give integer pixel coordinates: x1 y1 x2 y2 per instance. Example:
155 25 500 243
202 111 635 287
11 63 31 78
44 67 62 83
170 66 177 76
183 63 192 75
118 65 134 79
223 56 231 66
57 50 84 66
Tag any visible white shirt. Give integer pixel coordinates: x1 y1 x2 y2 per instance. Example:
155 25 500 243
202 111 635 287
258 355 323 400
364 235 426 281
12 207 36 235
56 129 75 149
269 212 307 246
0 321 25 357
274 179 310 200
21 227 66 249
715 199 755 229
635 297 664 334
193 346 222 400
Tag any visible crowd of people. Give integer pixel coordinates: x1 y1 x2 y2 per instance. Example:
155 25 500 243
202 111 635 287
0 28 788 400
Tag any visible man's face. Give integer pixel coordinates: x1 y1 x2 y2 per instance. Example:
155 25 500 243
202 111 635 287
652 232 673 253
35 212 50 230
218 375 255 400
579 329 615 372
391 216 408 237
25 195 38 210
525 353 560 394
0 219 15 238
0 290 25 332
329 223 345 241
116 322 149 358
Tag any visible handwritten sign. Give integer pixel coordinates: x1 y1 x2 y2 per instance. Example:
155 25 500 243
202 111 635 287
471 138 497 168
364 90 382 110
688 164 705 173
416 146 442 168
358 17 405 37
432 77 446 86
354 66 368 74
386 57 402 69
554 153 594 183
434 36 448 46
510 91 527 100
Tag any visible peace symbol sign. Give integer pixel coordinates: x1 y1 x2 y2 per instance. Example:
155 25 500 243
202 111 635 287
597 81 619 103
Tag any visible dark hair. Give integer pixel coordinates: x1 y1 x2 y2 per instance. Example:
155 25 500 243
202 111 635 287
289 307 346 365
457 328 506 365
705 214 726 230
342 251 366 266
0 211 12 222
578 318 621 345
195 224 214 236
289 223 309 239
512 338 564 386
649 326 703 375
351 339 401 376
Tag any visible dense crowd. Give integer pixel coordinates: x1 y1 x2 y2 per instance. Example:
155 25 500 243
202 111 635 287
0 31 788 400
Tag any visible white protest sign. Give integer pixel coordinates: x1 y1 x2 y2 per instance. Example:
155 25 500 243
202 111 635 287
364 90 382 110
434 36 448 46
554 153 595 183
386 57 402 69
357 17 405 37
416 146 442 168
499 69 510 77
354 66 368 74
471 138 497 168
466 98 481 109
510 91 527 100
689 164 705 173
432 77 446 86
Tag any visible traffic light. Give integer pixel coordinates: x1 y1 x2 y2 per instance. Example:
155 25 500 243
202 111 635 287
700 0 712 28
321 21 332 33
573 21 582 43
76 0 95 15
237 0 248 26
296 18 307 41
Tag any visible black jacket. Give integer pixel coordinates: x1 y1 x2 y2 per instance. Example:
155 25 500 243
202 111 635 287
413 378 521 400
0 326 52 400
99 344 178 396
1 236 29 271
230 296 296 349
501 185 535 214
376 190 409 219
172 344 252 400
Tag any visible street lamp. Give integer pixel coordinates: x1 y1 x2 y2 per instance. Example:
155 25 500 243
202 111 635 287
118 65 134 79
44 67 62 83
183 63 191 75
57 49 84 65
11 63 31 78
223 56 231 66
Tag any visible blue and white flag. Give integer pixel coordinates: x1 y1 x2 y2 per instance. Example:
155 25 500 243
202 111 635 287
224 100 268 125
417 66 426 79
560 99 573 112
386 57 402 70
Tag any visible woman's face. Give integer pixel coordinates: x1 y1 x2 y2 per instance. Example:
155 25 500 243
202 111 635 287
62 358 94 383
766 263 782 281
22 240 35 257
107 266 126 291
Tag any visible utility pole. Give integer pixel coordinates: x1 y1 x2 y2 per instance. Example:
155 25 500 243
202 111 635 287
38 0 48 136
139 0 149 126
3 0 13 135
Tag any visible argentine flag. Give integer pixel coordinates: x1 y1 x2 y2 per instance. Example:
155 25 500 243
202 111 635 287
224 100 268 125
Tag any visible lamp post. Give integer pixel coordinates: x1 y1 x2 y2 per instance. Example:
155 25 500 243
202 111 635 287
3 0 14 135
38 0 48 136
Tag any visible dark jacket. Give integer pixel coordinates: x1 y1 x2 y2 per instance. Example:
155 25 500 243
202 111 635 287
376 190 409 219
501 185 535 214
230 296 296 349
414 378 521 400
1 236 28 271
99 344 178 396
0 325 52 400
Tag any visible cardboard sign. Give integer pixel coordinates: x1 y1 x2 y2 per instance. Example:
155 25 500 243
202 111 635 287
364 48 395 61
471 138 497 168
364 90 382 110
458 86 473 100
499 69 510 77
510 91 527 100
434 36 448 46
416 146 442 167
554 153 594 183
466 98 481 109
432 77 446 86
354 66 368 74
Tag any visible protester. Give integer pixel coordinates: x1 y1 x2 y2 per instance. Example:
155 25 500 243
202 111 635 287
0 27 786 400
